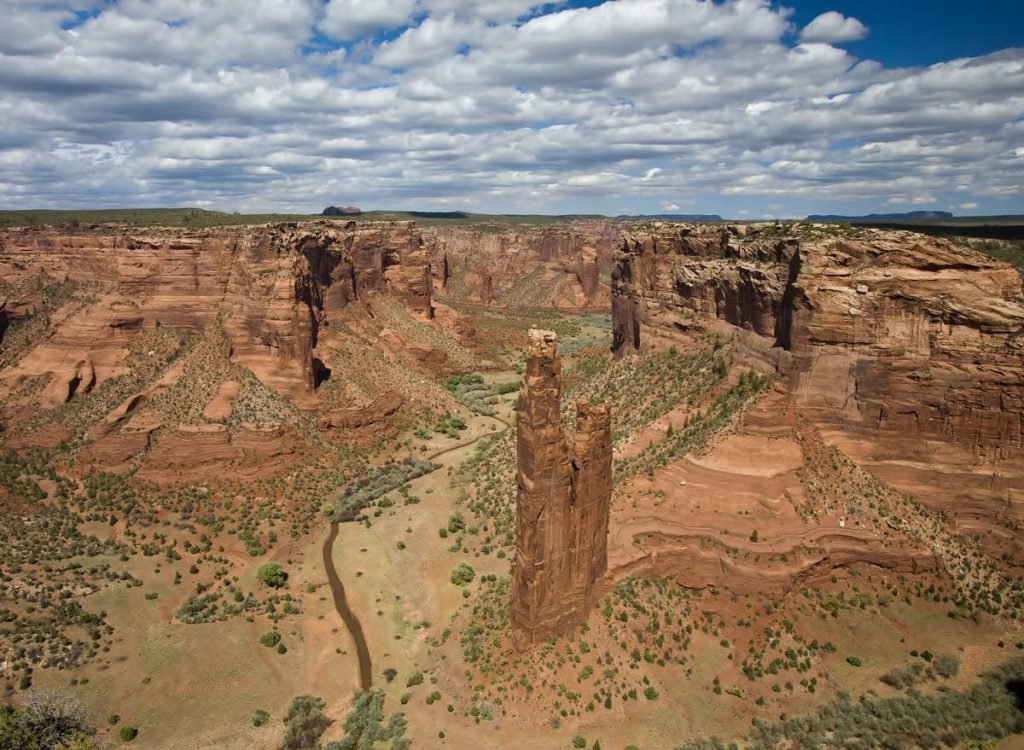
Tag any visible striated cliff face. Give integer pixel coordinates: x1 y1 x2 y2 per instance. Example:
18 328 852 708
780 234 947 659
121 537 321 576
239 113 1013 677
512 329 612 644
611 224 1024 458
0 221 431 405
427 221 619 309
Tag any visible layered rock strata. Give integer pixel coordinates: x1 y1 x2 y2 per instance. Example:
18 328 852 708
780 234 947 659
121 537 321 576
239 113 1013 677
611 224 1024 458
512 329 612 644
0 221 431 405
428 222 619 309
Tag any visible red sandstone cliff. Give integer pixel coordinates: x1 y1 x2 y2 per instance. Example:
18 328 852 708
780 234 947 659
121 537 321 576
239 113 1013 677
427 221 619 310
0 221 431 406
611 223 1024 458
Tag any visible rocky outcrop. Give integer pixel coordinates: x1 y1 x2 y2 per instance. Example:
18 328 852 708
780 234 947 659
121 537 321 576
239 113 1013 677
317 391 404 431
203 381 240 421
132 421 299 482
428 222 619 309
611 224 1024 457
0 221 431 405
512 329 612 644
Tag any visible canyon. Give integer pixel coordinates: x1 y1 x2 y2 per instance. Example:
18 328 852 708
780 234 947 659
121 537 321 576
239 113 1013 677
2 215 1024 750
610 223 1024 458
0 220 430 406
427 221 618 310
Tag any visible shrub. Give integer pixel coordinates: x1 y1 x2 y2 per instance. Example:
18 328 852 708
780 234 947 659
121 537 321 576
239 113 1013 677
260 631 281 648
573 736 587 748
257 563 288 588
251 709 270 727
406 672 424 687
450 563 475 586
935 653 960 678
846 656 862 667
281 695 330 750
880 663 924 689
119 725 139 742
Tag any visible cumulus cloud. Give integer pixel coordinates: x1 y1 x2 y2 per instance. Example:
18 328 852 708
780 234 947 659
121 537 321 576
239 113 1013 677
800 11 868 44
0 0 1018 215
320 0 417 41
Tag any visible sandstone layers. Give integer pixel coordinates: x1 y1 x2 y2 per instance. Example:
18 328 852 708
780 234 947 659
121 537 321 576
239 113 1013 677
611 224 1024 458
428 222 619 309
0 221 435 480
512 329 612 644
0 221 431 407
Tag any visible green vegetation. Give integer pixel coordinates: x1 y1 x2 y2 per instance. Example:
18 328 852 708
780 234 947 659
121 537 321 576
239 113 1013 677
260 631 282 648
251 709 270 728
450 563 476 586
970 239 1024 273
616 368 770 480
281 695 331 750
675 659 1024 750
445 373 519 416
118 726 138 742
257 563 288 589
880 652 960 688
0 207 610 230
0 691 96 749
0 207 320 228
433 412 469 439
279 690 408 750
332 458 440 523
322 689 409 750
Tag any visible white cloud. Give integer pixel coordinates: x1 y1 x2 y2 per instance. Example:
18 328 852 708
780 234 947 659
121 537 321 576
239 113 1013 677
800 11 868 44
320 0 417 41
0 0 1017 215
959 202 979 210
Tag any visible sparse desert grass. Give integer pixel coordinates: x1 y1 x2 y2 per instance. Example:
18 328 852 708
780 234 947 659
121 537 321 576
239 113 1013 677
798 424 1024 618
675 658 1024 750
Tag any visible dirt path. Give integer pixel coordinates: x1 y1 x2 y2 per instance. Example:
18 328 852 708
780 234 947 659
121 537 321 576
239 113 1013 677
321 411 512 691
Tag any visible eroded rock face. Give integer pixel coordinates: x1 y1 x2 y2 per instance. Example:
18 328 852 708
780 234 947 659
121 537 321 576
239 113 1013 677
512 329 612 644
0 221 431 404
611 224 1024 457
427 222 619 309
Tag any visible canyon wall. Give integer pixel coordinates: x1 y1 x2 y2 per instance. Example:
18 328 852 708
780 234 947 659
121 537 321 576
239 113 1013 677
611 223 1024 458
512 328 612 644
428 221 619 309
0 221 430 405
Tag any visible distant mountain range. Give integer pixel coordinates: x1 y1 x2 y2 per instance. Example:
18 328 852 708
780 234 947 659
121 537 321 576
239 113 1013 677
806 211 954 222
618 213 724 221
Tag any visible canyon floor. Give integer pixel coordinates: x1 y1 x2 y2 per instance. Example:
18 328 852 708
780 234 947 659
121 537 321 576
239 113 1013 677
2 218 1023 749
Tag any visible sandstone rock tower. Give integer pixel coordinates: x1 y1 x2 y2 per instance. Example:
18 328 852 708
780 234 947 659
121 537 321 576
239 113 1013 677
512 328 612 643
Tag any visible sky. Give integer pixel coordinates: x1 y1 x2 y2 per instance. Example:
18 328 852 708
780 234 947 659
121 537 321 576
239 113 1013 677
0 0 1022 218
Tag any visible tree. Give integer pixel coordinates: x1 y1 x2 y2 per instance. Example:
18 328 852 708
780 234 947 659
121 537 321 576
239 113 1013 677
281 696 330 750
0 690 96 750
258 563 288 589
450 563 475 586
